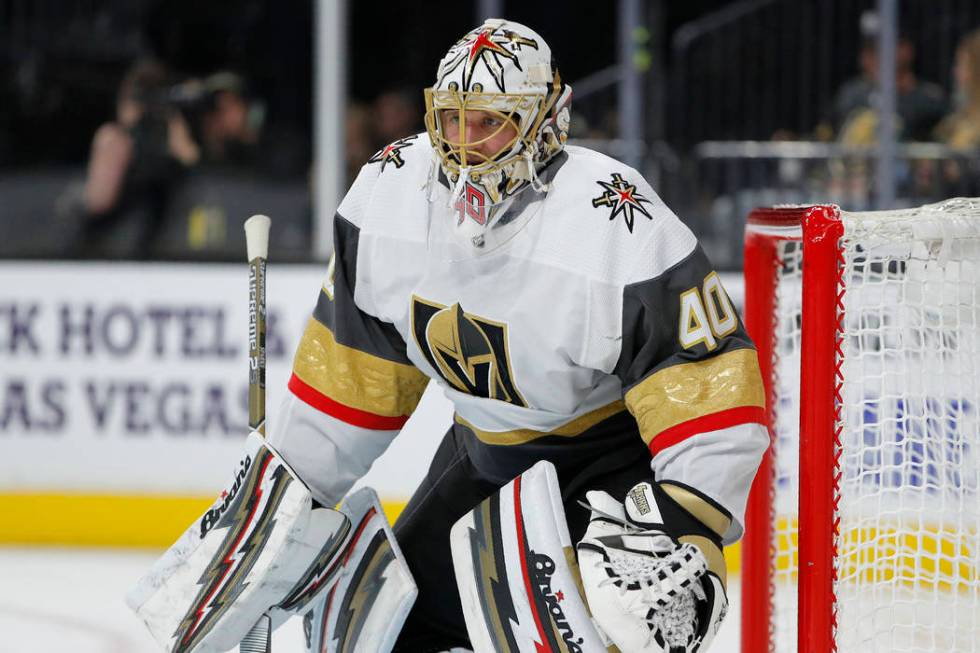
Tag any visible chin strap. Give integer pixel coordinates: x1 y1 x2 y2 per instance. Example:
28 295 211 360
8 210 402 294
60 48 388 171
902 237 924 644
448 165 472 209
523 146 551 193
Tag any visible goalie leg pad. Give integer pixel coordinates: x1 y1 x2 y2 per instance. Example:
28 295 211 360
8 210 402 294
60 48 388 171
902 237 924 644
126 432 351 653
303 486 418 653
450 460 613 653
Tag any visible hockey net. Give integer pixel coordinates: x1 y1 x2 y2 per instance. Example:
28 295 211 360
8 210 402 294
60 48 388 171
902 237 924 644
741 200 980 653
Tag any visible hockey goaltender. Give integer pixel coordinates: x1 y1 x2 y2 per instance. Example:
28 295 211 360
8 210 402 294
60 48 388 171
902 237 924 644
126 18 768 653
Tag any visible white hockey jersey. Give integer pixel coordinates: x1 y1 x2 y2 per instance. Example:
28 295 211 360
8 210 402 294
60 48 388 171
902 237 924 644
269 135 768 543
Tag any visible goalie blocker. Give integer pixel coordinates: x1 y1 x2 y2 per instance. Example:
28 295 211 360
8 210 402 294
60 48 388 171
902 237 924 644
127 433 352 653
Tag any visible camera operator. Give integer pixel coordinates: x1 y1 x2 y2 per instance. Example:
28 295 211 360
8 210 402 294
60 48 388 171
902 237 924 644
163 72 267 168
80 58 200 259
194 72 263 168
177 71 308 179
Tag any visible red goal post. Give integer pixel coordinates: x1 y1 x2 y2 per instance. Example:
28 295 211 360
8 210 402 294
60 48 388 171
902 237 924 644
741 201 980 653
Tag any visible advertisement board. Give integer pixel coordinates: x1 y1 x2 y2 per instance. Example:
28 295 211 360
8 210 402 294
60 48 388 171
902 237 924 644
0 262 453 545
0 262 743 546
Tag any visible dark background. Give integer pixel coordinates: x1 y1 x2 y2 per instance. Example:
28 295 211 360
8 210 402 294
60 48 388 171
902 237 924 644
2 0 979 265
0 0 793 169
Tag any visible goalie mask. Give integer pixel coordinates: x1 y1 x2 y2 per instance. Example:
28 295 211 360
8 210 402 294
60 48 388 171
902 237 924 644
424 19 572 244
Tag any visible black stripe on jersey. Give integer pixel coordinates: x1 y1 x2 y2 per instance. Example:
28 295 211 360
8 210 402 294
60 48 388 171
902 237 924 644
456 409 650 490
615 244 756 393
649 480 725 548
313 213 413 365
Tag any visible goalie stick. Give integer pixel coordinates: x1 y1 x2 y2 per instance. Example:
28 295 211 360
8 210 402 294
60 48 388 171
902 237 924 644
127 215 352 653
241 214 273 653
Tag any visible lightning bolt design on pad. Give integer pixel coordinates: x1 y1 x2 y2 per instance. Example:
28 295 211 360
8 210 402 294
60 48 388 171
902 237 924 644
470 492 522 651
331 530 394 653
172 449 292 653
315 507 377 652
277 516 352 613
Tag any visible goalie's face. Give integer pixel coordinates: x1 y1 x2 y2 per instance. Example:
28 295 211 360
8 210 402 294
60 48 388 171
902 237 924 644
426 102 520 174
423 20 570 212
424 88 544 186
434 106 521 168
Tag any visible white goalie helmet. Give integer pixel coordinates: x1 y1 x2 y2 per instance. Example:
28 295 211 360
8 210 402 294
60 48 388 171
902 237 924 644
424 19 573 218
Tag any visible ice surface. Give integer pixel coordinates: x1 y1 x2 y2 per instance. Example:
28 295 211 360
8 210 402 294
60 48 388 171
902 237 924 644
0 546 742 652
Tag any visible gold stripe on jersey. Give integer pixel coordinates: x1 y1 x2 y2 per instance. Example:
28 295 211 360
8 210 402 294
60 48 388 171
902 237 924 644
625 348 764 446
455 400 626 446
293 318 429 418
661 482 733 539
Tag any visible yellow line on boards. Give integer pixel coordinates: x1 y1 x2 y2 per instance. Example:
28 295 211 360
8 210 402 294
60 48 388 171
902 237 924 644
0 493 747 573
725 541 742 572
0 494 410 549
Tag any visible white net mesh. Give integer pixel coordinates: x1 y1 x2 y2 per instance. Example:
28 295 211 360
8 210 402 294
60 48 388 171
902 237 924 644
834 200 980 652
772 237 804 653
766 198 980 652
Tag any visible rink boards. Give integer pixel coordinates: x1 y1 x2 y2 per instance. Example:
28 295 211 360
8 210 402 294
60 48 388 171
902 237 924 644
0 262 744 566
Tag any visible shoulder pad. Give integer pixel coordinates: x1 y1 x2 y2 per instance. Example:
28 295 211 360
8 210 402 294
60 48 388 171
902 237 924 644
338 134 433 227
535 146 697 285
365 133 430 174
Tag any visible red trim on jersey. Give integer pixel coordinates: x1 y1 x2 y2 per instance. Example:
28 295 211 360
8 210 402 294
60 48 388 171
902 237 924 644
649 405 766 455
288 373 409 430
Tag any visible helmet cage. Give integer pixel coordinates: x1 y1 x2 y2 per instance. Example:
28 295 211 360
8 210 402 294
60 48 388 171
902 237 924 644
424 86 558 187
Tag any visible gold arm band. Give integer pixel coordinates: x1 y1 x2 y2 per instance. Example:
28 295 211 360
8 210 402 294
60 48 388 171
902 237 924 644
625 348 765 445
293 318 428 417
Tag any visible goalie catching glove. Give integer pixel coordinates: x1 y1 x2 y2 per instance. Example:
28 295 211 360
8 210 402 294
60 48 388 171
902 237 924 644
577 481 729 653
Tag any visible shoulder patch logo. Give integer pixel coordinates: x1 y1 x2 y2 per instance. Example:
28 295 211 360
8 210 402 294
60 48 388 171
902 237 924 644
368 135 418 171
411 295 527 407
591 172 653 233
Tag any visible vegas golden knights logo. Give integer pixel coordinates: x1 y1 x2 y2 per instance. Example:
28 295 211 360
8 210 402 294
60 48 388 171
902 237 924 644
411 296 527 407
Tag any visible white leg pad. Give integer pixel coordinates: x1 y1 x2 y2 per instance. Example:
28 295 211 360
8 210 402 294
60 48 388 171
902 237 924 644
126 432 351 653
303 487 418 653
450 460 613 653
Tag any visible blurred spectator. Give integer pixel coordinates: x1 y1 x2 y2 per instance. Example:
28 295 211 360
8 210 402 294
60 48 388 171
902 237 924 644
189 72 264 166
345 102 374 185
341 90 421 183
177 71 312 180
930 27 980 195
79 59 199 258
935 28 980 149
371 88 422 150
830 11 947 144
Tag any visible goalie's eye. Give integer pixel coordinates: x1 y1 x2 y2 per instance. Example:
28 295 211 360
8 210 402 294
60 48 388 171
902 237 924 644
481 115 504 129
440 110 510 133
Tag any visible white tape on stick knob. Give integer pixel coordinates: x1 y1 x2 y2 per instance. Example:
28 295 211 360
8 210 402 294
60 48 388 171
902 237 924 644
244 214 272 260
